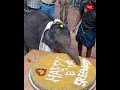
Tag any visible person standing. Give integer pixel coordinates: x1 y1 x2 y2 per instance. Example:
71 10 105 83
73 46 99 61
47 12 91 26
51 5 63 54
58 0 71 24
72 0 96 58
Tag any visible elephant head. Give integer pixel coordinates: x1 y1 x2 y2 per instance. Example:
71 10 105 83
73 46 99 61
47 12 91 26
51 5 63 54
43 23 81 66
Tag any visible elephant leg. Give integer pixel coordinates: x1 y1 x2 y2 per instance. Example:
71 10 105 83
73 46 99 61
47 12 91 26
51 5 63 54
24 42 29 56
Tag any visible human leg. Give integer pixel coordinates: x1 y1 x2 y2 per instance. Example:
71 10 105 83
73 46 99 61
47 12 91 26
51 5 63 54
64 2 70 24
76 25 84 56
86 47 92 58
78 43 83 56
60 4 64 22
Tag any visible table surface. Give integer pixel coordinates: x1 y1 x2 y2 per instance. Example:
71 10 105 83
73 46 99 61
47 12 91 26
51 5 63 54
24 49 96 90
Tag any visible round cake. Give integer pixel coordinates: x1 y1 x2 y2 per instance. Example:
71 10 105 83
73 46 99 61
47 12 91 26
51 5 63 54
29 53 96 90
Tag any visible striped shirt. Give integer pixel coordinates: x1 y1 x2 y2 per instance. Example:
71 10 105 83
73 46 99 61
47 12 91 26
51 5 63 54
27 0 41 9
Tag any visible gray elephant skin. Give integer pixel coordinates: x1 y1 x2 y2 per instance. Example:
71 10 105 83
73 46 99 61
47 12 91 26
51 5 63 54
24 10 80 65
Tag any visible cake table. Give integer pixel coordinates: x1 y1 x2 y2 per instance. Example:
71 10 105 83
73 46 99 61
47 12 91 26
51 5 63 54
24 49 96 90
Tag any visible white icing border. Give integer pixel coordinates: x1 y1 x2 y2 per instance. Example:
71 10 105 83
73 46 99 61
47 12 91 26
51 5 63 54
28 69 96 90
29 69 41 90
88 80 96 90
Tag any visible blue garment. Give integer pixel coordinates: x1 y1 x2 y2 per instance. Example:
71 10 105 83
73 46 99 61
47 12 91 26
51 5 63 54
76 25 96 48
40 3 55 20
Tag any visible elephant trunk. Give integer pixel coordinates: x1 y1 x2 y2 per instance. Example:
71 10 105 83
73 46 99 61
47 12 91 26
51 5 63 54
64 47 81 66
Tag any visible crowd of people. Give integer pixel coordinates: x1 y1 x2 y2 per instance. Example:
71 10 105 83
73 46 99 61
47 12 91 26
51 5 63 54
24 0 96 58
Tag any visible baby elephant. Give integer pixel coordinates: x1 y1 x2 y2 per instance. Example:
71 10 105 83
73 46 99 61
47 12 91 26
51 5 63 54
24 10 80 65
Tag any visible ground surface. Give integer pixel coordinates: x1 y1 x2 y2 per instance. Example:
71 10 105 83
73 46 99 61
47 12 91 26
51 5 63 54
55 1 96 58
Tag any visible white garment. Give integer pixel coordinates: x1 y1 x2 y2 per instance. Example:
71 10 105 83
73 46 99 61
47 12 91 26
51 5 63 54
39 21 54 52
39 19 63 52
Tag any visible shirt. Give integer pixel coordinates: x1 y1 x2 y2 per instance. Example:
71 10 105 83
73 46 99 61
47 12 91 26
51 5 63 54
79 0 96 31
27 0 41 9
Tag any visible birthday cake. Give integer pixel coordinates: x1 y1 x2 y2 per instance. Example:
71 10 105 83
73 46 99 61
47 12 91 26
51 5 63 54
29 53 96 90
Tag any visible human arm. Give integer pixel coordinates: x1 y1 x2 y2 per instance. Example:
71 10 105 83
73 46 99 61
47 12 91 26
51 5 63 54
71 12 82 33
75 12 83 27
71 3 84 33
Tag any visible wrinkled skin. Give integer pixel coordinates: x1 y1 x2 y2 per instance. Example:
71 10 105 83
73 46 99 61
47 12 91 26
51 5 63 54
24 10 80 65
24 0 28 15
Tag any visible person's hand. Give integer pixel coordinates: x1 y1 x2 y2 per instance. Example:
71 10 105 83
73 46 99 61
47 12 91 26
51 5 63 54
54 19 63 24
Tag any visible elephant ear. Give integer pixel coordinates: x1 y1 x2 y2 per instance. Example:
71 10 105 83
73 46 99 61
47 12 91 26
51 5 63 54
42 29 54 49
